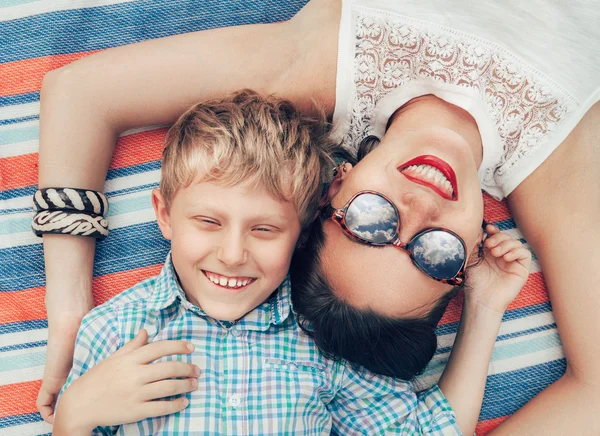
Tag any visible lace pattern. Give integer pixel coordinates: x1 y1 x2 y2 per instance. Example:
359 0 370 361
342 7 579 191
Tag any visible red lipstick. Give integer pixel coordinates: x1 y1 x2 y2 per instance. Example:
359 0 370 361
398 155 458 201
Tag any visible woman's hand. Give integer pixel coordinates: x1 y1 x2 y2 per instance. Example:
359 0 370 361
465 224 532 314
36 314 85 424
53 329 199 435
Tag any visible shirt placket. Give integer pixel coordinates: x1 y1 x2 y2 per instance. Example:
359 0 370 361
222 324 249 435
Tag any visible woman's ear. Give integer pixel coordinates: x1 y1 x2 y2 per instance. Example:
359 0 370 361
326 162 353 202
152 189 172 240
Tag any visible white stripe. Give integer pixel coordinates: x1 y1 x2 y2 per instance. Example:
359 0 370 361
0 169 159 211
34 190 48 210
64 188 84 210
0 139 38 158
437 311 555 349
0 102 39 122
86 190 102 214
417 328 564 389
0 0 134 21
45 189 66 208
0 208 156 249
0 344 45 360
0 119 38 133
1 420 52 436
0 328 47 349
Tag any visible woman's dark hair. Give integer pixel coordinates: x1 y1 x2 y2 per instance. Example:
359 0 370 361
290 134 462 380
290 217 461 380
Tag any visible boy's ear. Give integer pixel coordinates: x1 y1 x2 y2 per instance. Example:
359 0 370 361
326 162 353 202
152 189 172 240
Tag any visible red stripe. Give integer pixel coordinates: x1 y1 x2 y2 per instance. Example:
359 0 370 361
0 52 99 97
0 129 166 192
476 416 509 435
0 380 41 419
439 271 548 325
0 265 163 325
483 193 512 223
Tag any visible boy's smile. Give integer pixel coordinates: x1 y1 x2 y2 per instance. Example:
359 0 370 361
153 178 302 321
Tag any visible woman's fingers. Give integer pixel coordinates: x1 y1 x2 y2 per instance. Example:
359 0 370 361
488 235 523 257
503 247 532 263
134 340 194 364
141 397 190 419
140 378 198 401
142 361 199 383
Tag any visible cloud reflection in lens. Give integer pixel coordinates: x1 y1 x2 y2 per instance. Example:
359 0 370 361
412 231 465 279
346 194 398 243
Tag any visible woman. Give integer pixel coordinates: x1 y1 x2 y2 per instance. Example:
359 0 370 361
37 0 600 433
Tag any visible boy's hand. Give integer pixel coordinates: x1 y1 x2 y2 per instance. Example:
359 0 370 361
54 329 199 434
465 224 532 315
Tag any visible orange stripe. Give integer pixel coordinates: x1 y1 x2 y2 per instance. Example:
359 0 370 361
439 271 548 325
92 263 162 306
483 193 512 223
476 416 508 435
0 52 99 97
0 380 41 419
0 129 166 192
0 265 163 325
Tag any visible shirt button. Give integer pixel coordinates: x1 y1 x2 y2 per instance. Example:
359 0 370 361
231 328 242 337
228 393 241 407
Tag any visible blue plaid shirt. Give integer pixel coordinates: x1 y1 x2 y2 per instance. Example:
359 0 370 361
60 253 460 435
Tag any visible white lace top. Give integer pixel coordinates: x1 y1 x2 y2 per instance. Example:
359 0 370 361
332 0 600 199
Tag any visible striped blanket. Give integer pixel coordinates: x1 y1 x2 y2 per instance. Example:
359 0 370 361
0 1 566 435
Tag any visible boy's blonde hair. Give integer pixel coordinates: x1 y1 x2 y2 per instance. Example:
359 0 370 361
160 90 337 229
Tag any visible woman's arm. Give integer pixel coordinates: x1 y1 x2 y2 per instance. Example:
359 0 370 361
36 0 340 422
493 102 600 434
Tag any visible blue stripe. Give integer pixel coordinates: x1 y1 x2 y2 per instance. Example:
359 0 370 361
435 302 553 338
0 92 39 107
0 125 38 145
0 114 38 125
0 340 47 353
0 412 43 429
0 350 45 372
0 319 47 335
479 359 566 420
0 160 160 202
0 194 153 235
1 0 308 63
0 0 38 8
0 222 169 292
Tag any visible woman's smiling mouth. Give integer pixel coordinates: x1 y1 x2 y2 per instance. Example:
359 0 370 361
398 155 458 201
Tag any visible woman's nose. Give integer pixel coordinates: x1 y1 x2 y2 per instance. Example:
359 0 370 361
396 191 440 237
216 231 247 267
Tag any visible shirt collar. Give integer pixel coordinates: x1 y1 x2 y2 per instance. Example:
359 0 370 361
146 252 292 330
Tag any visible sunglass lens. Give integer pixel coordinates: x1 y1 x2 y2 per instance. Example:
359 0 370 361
345 194 398 244
411 231 465 280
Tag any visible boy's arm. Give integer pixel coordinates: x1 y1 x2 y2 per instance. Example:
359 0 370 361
36 0 339 421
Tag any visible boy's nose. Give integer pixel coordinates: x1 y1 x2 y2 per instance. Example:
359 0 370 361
216 233 248 267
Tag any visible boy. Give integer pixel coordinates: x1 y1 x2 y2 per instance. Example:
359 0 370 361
53 90 531 435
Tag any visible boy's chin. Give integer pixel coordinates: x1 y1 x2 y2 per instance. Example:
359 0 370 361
201 303 249 323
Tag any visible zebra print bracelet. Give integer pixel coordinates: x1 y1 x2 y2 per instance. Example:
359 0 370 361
33 188 109 216
32 210 109 239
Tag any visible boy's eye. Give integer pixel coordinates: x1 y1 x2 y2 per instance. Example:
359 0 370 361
253 227 272 232
194 217 220 226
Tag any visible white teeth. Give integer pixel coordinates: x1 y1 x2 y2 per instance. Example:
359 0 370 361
403 164 453 196
206 271 252 288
